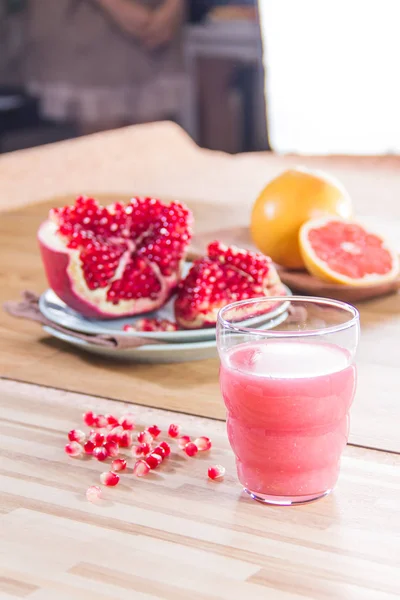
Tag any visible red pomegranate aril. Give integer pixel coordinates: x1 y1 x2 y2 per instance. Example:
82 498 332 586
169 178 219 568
132 442 152 457
147 425 161 439
105 414 119 427
65 441 83 457
86 485 102 503
106 426 124 445
83 440 96 455
68 429 86 443
194 436 212 451
208 465 225 480
100 471 120 486
146 453 162 469
168 424 180 438
119 432 132 448
137 430 153 445
133 459 150 477
159 441 171 457
89 432 105 447
93 446 108 461
83 411 96 427
178 435 191 450
153 446 165 460
112 458 127 472
104 441 119 458
184 442 198 457
93 414 108 429
119 413 136 430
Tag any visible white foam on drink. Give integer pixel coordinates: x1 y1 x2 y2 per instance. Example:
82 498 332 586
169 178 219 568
229 340 349 379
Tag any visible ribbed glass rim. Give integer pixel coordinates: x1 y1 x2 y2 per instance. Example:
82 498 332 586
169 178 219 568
217 295 360 338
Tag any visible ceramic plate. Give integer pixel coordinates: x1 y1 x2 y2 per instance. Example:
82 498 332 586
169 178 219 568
39 283 292 344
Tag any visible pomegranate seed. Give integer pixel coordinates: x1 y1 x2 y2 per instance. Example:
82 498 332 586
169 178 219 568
119 413 136 430
112 458 127 472
147 425 161 439
93 414 108 429
137 430 153 445
86 485 102 503
100 471 120 486
119 432 132 448
178 435 191 450
68 429 86 443
105 414 119 427
159 441 171 457
132 442 152 457
93 446 108 461
168 424 180 438
83 411 96 427
184 442 198 457
84 440 96 455
133 459 150 477
65 441 83 457
106 426 124 445
208 465 225 480
104 441 119 458
194 437 212 451
153 445 167 459
146 453 162 469
89 432 105 447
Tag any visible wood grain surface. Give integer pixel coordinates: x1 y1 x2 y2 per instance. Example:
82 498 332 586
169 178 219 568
1 378 399 600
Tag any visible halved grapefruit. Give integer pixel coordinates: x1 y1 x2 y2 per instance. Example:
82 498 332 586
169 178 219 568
299 217 399 286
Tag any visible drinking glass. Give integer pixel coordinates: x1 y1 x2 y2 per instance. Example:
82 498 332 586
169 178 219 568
217 296 360 505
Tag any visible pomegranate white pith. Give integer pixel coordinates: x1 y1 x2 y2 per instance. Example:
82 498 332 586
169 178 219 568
38 196 192 318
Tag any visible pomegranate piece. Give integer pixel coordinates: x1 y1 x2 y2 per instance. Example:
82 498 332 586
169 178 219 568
137 430 153 445
152 446 166 460
105 414 119 427
38 196 192 318
146 453 162 469
83 440 96 455
184 442 198 457
100 471 120 487
132 443 152 457
89 432 105 447
83 411 96 427
93 446 108 461
68 429 86 443
133 459 151 477
104 441 119 458
124 318 178 333
177 435 191 450
112 458 127 472
64 441 83 457
93 414 108 428
119 432 132 448
158 441 171 457
174 241 284 329
147 425 161 439
106 426 124 445
86 486 102 503
208 465 226 480
168 424 180 438
119 413 136 431
194 436 212 452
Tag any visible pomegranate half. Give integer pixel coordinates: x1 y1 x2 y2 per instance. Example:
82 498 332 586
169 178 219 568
38 196 192 318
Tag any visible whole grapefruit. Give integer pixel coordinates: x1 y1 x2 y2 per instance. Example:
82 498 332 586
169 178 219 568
250 168 353 269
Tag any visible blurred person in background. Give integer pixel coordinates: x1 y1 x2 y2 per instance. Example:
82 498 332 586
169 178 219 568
20 0 186 134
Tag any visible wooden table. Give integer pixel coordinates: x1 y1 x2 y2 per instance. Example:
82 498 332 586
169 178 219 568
1 122 400 599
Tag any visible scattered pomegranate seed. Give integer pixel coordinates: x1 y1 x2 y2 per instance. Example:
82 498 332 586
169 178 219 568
153 447 165 460
86 485 102 503
147 425 161 439
133 459 150 477
119 413 136 430
119 432 132 448
146 453 162 469
194 437 212 451
94 414 108 429
100 471 120 486
93 446 108 461
105 414 119 427
208 465 225 480
64 441 83 457
178 435 191 450
106 426 124 445
159 441 171 457
83 411 96 427
132 442 152 457
137 430 153 445
83 440 96 455
104 441 119 458
89 432 105 447
112 458 127 472
184 442 198 457
168 424 180 438
68 429 86 443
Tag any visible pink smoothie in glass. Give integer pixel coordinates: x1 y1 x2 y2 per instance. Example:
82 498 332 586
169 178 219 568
220 339 357 502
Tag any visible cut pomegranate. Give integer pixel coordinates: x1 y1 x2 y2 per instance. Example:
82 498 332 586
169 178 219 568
137 430 153 445
86 486 102 503
146 453 162 469
119 414 136 430
184 442 198 457
147 425 161 439
124 318 178 333
208 465 226 480
112 458 127 472
174 241 284 328
194 437 212 451
65 442 83 457
68 429 86 443
133 459 151 477
178 435 191 450
158 441 171 457
100 471 120 486
168 424 180 438
104 441 119 458
93 446 108 461
38 196 192 318
83 411 96 427
84 440 96 455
